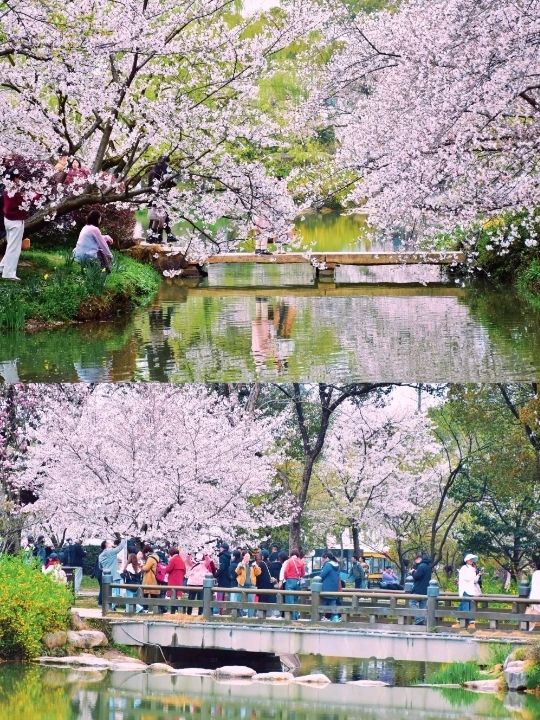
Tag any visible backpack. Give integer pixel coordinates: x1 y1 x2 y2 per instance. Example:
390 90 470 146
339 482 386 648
155 561 167 584
123 569 142 585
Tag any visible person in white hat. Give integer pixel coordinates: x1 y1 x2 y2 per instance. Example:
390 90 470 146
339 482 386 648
453 553 483 629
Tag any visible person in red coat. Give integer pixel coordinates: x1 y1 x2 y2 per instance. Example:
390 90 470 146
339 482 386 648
1 178 28 280
164 547 186 609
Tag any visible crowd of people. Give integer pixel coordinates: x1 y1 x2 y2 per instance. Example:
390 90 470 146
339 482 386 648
24 533 540 630
92 540 310 617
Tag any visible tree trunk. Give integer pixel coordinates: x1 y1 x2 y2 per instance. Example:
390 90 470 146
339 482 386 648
351 523 361 557
289 516 302 554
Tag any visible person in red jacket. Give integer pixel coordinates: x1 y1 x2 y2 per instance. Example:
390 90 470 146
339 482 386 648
164 547 186 611
1 179 28 280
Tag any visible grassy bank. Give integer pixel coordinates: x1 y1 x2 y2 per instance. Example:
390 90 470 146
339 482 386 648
0 250 160 331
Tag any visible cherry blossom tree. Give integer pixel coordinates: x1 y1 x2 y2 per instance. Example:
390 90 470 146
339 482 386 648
19 384 283 548
269 382 389 550
0 385 42 552
321 0 540 244
0 0 329 254
318 399 436 555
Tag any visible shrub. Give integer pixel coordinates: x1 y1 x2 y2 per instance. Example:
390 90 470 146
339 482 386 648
426 661 483 685
487 643 513 669
82 545 101 577
0 554 72 660
35 203 137 250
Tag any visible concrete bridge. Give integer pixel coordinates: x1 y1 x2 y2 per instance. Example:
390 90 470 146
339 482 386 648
110 617 527 664
147 247 466 281
102 577 536 664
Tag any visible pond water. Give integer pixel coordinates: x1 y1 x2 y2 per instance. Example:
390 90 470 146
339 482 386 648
1 663 538 720
2 213 540 383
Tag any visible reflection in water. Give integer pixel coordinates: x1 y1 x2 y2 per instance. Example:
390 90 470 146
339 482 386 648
1 266 540 383
1 665 537 720
251 298 296 373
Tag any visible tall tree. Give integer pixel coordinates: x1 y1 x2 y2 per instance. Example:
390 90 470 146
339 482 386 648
319 398 433 555
270 383 388 550
20 384 282 547
0 0 328 252
321 0 540 242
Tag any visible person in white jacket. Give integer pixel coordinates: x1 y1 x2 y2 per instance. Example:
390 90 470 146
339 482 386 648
526 559 540 632
453 553 482 629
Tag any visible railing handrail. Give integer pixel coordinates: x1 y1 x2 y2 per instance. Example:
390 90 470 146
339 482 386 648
101 576 540 634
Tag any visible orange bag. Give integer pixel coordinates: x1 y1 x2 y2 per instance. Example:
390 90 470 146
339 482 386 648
22 237 31 250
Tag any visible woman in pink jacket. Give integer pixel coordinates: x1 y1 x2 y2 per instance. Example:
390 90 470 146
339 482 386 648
186 552 210 615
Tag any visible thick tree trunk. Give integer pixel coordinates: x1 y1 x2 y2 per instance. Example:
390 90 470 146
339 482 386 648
351 523 361 557
289 516 302 554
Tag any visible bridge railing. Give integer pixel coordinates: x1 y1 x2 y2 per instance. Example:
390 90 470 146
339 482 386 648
101 574 540 632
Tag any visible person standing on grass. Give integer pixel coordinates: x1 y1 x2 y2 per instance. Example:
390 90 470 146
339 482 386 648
453 553 482 630
0 176 28 281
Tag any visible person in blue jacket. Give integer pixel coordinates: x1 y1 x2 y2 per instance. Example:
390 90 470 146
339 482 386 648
320 551 342 622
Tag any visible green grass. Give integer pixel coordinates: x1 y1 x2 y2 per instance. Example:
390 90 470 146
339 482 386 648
79 575 99 592
487 643 513 669
0 249 160 330
426 661 483 685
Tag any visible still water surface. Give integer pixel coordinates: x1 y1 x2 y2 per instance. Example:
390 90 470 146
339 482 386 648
1 663 538 720
1 213 539 383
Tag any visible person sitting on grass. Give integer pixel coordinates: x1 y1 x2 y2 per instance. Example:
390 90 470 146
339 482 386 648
73 210 114 270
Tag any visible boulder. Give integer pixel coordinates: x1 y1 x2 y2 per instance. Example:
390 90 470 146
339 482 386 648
42 631 68 650
70 609 88 631
464 679 500 692
175 668 215 677
37 654 111 668
294 673 332 685
253 672 295 683
146 663 176 673
504 651 525 670
214 665 257 679
67 630 108 649
347 680 390 687
504 661 528 692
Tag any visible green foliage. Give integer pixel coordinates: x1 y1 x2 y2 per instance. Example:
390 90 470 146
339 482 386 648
526 641 540 666
0 554 72 660
487 643 513 669
526 662 540 690
82 545 101 577
426 661 483 685
517 258 540 309
104 254 160 305
0 250 159 328
0 286 26 330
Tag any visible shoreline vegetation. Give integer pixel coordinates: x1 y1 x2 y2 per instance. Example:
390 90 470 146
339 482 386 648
2 204 539 336
0 249 160 332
